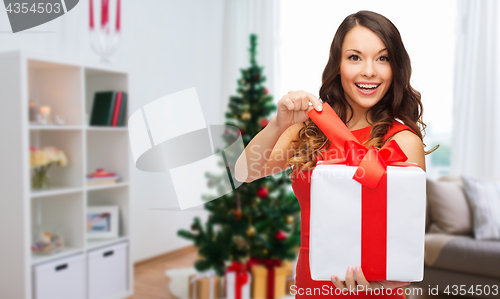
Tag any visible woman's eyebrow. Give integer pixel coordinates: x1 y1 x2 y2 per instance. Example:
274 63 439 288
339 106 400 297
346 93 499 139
344 48 388 54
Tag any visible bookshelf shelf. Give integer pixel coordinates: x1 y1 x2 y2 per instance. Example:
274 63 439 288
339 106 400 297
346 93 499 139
0 51 132 299
86 126 129 132
29 125 83 130
31 186 83 198
31 247 85 266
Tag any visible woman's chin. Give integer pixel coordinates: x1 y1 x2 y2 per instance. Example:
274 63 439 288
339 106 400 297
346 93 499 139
355 98 381 108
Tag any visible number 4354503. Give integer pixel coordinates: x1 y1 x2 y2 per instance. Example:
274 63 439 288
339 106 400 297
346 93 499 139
6 2 62 14
443 285 498 296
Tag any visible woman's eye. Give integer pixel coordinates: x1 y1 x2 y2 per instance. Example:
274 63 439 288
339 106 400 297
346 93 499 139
379 56 390 62
348 55 360 62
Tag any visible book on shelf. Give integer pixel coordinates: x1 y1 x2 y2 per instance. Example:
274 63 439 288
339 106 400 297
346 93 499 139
89 91 128 126
86 168 120 186
86 175 120 186
111 92 122 126
117 92 127 126
90 91 116 126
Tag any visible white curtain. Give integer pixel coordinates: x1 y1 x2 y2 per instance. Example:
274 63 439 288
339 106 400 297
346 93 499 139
220 0 281 119
450 0 500 179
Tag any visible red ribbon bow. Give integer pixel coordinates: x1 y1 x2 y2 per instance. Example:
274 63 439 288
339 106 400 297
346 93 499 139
309 103 421 189
226 261 249 299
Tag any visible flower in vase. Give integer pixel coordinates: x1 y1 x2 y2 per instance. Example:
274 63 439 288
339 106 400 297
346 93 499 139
30 146 68 189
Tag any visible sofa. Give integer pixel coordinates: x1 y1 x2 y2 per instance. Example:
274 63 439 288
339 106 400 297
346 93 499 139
412 175 500 298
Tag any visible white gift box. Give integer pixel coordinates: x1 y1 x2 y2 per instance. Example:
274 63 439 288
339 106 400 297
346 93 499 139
225 270 251 299
310 163 426 282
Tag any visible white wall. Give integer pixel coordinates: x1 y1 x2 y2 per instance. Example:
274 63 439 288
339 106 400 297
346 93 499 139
0 0 227 262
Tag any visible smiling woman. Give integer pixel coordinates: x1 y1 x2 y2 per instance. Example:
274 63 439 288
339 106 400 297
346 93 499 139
235 10 434 298
284 12 432 297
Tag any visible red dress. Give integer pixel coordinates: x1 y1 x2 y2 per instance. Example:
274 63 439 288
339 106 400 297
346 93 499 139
291 120 417 298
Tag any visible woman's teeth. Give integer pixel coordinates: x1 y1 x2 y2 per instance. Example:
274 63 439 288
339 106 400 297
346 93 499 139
355 83 380 91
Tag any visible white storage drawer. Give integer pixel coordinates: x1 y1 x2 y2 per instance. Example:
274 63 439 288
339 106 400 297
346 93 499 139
88 242 128 299
33 253 86 299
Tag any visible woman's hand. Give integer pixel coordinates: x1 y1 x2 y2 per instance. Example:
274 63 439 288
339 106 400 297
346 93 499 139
275 90 323 132
331 266 410 292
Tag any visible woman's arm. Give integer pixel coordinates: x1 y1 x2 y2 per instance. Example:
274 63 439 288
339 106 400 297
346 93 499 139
235 118 303 183
391 130 426 171
235 90 323 183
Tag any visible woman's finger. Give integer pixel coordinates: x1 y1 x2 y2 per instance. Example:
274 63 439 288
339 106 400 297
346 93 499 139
301 96 309 111
330 275 346 290
282 98 294 110
353 266 370 291
291 96 302 111
305 92 323 111
345 266 356 291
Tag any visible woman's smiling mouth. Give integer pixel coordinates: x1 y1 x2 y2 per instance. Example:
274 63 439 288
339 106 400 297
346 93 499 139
354 82 381 95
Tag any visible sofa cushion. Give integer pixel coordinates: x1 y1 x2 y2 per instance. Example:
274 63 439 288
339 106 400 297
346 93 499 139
428 234 500 279
462 175 500 240
426 178 472 235
424 233 458 266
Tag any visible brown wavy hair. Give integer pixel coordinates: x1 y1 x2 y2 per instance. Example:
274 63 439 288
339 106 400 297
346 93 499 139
287 10 438 178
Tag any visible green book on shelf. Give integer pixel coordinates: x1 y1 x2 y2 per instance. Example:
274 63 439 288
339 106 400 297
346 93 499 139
90 91 117 126
117 92 128 126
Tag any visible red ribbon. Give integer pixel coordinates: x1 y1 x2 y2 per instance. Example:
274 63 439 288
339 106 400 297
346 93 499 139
309 102 420 188
245 257 282 299
308 103 421 280
226 261 249 299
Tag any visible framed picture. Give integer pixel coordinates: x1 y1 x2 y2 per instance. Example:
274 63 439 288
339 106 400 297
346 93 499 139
86 206 119 239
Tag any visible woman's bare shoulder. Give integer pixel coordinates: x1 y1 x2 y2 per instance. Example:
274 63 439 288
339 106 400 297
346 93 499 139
390 130 426 171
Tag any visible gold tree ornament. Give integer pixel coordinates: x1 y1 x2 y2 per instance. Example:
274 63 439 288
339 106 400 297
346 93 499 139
246 225 256 237
286 216 294 224
241 111 251 121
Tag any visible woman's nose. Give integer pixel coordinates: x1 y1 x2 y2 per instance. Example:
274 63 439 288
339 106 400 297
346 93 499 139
361 61 376 78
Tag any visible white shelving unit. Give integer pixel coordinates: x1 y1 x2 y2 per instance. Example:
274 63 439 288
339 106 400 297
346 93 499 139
0 51 133 299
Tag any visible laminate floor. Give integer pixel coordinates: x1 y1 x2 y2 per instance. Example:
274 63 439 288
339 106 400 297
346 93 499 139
126 250 199 299
126 249 461 299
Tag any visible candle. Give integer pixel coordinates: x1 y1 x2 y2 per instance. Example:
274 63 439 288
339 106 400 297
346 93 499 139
101 0 109 27
105 0 109 26
39 106 51 124
89 0 94 29
39 106 51 115
116 0 120 31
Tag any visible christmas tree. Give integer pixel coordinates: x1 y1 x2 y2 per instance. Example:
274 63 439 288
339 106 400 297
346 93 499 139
177 34 300 277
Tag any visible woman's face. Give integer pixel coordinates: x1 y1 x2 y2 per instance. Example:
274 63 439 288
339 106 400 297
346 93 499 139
340 26 393 113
